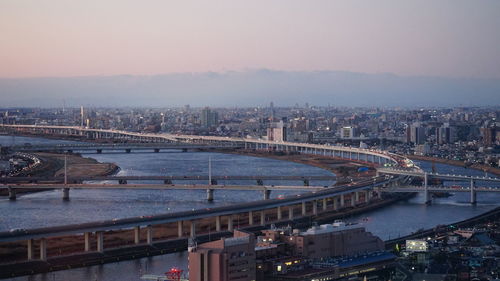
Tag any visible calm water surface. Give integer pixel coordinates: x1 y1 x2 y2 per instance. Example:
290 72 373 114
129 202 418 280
2 136 499 281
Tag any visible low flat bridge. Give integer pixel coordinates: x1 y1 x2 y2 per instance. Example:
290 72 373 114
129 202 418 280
1 183 329 201
8 143 241 153
377 167 500 183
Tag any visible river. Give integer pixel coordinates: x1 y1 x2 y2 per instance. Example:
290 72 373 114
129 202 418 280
2 136 499 281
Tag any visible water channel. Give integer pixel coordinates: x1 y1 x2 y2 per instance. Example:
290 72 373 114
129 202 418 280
1 136 499 281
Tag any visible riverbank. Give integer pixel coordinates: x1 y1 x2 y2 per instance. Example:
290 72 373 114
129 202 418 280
407 155 500 176
0 153 119 197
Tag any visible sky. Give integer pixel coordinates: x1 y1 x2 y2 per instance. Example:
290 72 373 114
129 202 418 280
1 0 500 79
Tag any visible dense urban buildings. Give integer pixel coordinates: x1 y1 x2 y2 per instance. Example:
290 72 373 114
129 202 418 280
1 106 498 168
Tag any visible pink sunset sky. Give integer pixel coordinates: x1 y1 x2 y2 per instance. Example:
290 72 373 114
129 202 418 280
1 0 499 78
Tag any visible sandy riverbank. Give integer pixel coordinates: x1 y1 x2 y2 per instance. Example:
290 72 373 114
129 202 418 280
0 152 119 196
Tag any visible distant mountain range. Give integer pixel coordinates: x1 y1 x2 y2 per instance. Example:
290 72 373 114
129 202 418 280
0 70 499 107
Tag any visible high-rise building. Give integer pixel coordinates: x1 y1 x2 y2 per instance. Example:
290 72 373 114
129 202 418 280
340 126 358 139
436 123 455 144
189 230 256 281
200 107 219 128
267 120 287 142
407 122 426 144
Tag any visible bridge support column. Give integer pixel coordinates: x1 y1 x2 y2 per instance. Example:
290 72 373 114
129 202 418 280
288 206 294 220
62 188 70 201
248 211 254 226
134 226 140 244
227 216 233 231
8 187 16 201
470 179 476 204
351 193 356 206
215 216 221 231
96 232 104 253
322 198 327 211
277 206 282 220
355 192 360 205
27 239 34 260
263 190 271 200
333 197 338 210
177 221 183 238
301 202 306 216
206 189 214 202
340 194 345 207
260 212 265 226
84 232 91 251
39 238 47 261
190 221 196 238
424 172 431 204
366 190 371 202
312 200 318 215
146 226 153 245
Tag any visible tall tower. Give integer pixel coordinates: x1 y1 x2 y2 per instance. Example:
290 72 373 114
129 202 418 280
80 106 84 127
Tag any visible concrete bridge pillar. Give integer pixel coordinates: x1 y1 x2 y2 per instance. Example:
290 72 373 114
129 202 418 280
146 226 153 245
96 232 104 253
40 238 47 261
134 226 140 244
470 179 477 204
333 197 338 210
206 189 214 202
365 190 370 202
215 216 221 231
190 221 196 238
322 198 327 211
301 202 307 216
84 232 91 251
277 206 282 220
248 211 254 226
424 172 431 204
62 188 70 201
263 189 271 200
227 216 234 231
312 200 318 215
340 194 345 207
260 212 265 226
177 221 183 237
355 192 360 205
8 187 16 201
288 206 294 220
27 239 34 260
